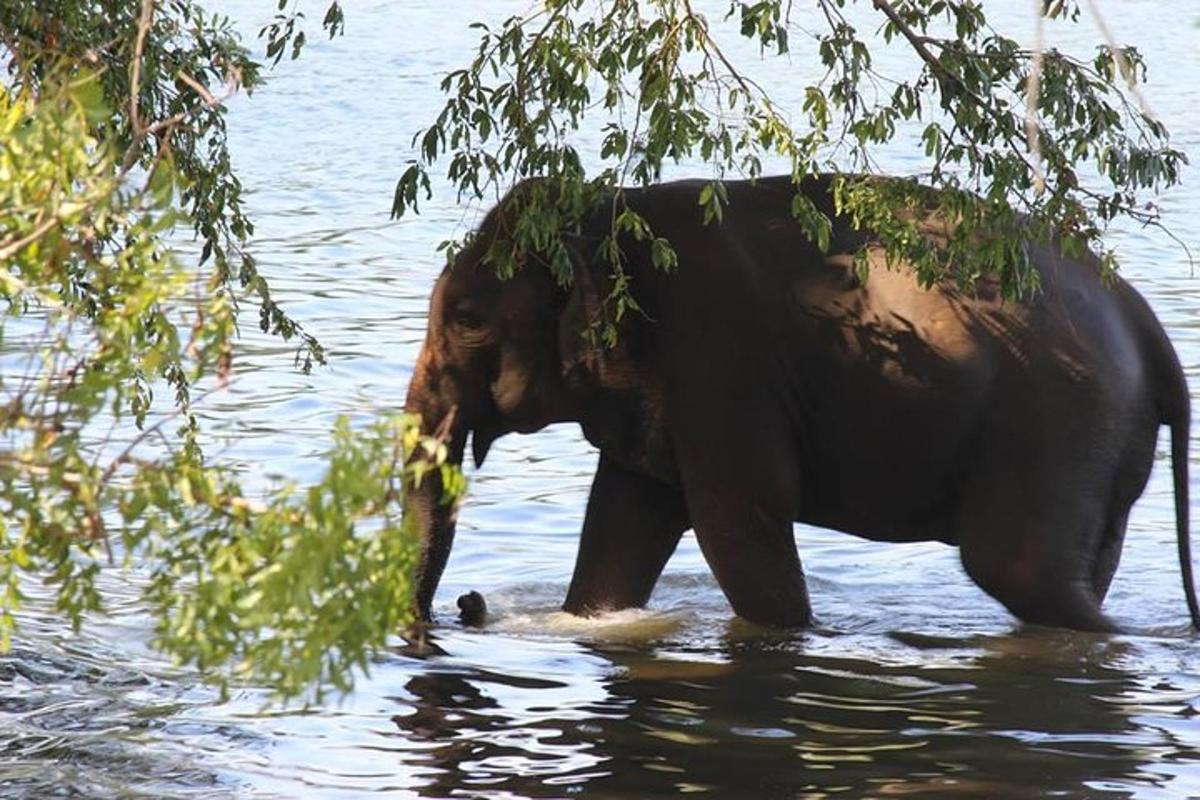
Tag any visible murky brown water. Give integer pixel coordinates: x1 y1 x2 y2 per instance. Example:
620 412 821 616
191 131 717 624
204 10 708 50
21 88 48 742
3 2 1200 797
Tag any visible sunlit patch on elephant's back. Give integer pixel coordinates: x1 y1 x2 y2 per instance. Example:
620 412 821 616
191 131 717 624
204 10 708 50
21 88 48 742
818 249 986 389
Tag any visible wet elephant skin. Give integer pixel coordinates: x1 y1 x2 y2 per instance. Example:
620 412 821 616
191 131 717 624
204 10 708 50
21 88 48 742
403 174 1198 633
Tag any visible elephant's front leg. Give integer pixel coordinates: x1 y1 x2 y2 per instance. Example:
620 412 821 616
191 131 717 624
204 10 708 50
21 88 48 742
686 492 812 628
562 454 690 616
670 409 812 627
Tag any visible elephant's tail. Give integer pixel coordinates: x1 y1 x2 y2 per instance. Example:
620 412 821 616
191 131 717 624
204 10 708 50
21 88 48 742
1169 399 1200 630
1157 322 1200 630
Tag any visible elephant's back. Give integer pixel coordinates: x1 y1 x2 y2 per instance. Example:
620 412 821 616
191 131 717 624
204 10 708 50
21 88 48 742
611 176 1167 539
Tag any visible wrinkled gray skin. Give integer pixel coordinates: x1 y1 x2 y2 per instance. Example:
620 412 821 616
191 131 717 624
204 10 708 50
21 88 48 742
404 175 1200 633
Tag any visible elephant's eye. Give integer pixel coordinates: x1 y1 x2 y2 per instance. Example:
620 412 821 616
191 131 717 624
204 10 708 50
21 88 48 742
451 306 485 331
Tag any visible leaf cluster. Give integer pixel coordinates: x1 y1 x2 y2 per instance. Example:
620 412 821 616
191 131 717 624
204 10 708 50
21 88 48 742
1 2 462 701
1 0 327 369
137 413 461 701
393 0 1186 331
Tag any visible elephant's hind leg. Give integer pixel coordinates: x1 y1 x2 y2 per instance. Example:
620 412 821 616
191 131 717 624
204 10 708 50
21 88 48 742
1092 428 1154 602
1091 510 1129 602
957 484 1118 633
562 455 689 616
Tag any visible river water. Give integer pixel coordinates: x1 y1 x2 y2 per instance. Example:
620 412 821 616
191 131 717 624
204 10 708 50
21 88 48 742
4 2 1200 798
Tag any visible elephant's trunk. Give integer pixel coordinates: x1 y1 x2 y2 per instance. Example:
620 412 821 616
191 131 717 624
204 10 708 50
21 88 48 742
406 463 460 621
404 347 467 621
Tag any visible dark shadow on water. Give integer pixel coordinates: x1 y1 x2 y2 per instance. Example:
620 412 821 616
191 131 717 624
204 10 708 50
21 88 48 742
388 626 1198 799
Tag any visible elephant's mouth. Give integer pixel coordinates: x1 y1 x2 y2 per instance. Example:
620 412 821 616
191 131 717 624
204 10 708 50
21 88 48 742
468 395 560 469
470 408 567 467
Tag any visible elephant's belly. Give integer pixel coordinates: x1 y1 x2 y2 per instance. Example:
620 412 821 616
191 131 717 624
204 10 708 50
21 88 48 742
793 397 973 548
799 505 959 546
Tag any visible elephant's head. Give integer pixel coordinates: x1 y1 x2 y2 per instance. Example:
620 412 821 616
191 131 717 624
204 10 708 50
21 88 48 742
404 208 607 620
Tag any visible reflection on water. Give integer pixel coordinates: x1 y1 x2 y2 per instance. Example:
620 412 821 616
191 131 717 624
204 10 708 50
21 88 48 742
5 613 1200 798
385 625 1200 799
3 1 1200 798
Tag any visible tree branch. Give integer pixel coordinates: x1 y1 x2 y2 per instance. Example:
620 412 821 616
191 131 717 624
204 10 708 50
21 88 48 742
129 0 155 135
0 214 61 262
871 0 944 77
871 0 1044 198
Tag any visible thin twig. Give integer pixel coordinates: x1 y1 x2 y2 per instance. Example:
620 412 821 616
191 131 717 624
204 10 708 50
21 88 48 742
174 70 217 106
97 382 228 488
681 0 777 115
431 404 458 443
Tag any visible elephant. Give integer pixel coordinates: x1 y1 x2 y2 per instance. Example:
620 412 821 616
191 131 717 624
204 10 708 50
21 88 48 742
403 174 1200 633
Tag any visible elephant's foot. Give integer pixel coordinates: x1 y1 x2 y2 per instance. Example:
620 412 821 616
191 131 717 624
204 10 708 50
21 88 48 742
1011 580 1121 634
961 535 1121 634
1007 586 1120 633
725 578 814 629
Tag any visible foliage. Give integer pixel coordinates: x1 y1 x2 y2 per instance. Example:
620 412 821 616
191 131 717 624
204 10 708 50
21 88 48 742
393 0 1186 343
0 1 462 701
1 1 324 367
137 414 463 700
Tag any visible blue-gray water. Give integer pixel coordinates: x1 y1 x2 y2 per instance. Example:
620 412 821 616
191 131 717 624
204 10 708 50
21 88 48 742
3 2 1200 797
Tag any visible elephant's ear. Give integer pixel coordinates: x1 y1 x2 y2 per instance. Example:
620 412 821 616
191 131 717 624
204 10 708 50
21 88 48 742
557 251 608 381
